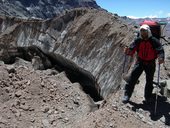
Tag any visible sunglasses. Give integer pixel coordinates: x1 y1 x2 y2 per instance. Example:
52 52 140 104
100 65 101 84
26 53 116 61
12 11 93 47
140 29 148 32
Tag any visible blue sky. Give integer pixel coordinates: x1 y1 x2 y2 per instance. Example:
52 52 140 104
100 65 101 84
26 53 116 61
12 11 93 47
95 0 170 18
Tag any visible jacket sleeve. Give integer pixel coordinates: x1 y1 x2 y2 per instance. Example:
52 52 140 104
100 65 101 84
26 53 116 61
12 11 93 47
152 37 165 60
126 38 140 56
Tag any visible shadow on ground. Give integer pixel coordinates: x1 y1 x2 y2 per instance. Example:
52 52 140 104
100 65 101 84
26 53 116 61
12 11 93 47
129 95 170 126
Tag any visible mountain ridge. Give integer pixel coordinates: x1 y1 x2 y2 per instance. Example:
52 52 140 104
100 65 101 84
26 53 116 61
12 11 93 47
0 0 100 19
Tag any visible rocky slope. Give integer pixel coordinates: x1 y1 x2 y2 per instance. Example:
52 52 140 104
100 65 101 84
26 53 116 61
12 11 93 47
1 58 170 128
0 0 100 19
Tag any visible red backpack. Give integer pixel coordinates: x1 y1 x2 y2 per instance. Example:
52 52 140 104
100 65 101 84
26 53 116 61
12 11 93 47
140 20 161 40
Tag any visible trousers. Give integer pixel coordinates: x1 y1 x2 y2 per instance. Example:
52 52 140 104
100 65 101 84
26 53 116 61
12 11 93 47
124 60 156 100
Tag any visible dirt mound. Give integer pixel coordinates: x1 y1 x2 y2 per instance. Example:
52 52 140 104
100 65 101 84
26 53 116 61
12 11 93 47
0 59 95 128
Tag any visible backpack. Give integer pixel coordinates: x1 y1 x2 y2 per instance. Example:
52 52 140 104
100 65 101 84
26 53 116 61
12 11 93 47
140 20 161 40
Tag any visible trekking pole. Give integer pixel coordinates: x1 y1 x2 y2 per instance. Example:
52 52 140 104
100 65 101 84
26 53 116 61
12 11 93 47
122 46 128 73
123 54 127 73
154 63 160 115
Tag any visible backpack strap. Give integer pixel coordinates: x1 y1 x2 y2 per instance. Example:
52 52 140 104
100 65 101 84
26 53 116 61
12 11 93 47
149 37 165 59
149 37 161 49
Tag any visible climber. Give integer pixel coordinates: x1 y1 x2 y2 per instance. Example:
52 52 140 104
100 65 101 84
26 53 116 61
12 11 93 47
122 24 165 104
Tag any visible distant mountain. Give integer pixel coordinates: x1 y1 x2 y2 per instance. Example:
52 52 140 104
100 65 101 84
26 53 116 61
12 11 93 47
0 0 100 19
121 16 170 38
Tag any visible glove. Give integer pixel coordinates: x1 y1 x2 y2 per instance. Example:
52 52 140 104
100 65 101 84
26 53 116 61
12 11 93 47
124 47 133 56
158 57 164 64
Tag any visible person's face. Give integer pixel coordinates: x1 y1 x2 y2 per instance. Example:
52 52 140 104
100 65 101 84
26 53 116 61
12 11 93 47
140 29 148 39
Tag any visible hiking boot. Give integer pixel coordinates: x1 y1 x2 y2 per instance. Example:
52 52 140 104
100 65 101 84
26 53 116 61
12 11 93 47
122 95 130 104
